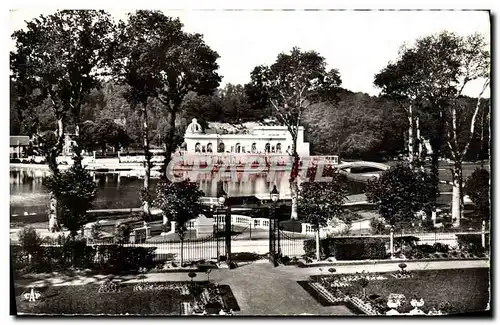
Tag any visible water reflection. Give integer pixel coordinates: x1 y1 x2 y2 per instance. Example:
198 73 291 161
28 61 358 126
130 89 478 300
10 168 365 215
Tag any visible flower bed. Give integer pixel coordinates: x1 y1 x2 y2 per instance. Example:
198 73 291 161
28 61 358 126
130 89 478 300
16 281 239 315
303 268 489 315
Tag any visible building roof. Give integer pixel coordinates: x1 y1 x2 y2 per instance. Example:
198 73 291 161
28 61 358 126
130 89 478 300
10 136 30 146
206 120 282 135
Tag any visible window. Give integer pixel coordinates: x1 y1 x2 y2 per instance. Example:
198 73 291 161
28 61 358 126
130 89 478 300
236 143 241 153
195 143 201 153
276 143 282 153
265 143 270 153
218 142 225 153
207 143 213 153
202 145 206 153
271 146 275 153
251 143 257 153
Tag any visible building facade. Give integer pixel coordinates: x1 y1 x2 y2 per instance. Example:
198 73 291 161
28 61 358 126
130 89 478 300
182 119 310 157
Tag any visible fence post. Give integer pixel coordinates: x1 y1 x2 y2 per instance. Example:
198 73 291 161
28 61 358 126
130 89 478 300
481 220 486 248
390 227 394 257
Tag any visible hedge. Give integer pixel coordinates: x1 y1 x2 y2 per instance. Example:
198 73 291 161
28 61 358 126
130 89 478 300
303 237 388 260
456 234 488 255
11 242 157 274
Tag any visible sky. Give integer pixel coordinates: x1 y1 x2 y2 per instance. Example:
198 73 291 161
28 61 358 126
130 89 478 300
9 9 491 97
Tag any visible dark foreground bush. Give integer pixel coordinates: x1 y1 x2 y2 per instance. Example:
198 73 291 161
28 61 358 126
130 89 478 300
11 243 157 274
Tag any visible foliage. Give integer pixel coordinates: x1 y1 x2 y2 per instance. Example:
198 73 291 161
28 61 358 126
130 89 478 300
303 237 388 260
11 10 115 165
298 171 348 230
465 168 490 220
43 156 98 236
370 218 387 235
113 10 221 171
114 223 132 244
90 222 103 240
366 164 433 230
17 226 43 255
154 180 205 240
456 234 487 255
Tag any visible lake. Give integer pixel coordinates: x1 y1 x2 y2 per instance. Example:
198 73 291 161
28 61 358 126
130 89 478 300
10 167 366 216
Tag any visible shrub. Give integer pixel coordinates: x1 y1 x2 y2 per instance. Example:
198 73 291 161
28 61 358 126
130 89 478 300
96 245 156 273
416 244 435 254
456 234 486 255
303 239 316 258
281 255 291 265
394 236 420 250
333 237 387 260
17 226 42 255
114 223 132 244
231 252 260 262
370 218 386 235
228 262 238 269
297 261 306 268
398 263 407 271
432 242 449 253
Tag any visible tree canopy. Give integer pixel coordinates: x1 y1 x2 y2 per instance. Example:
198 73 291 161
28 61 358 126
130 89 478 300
366 164 434 230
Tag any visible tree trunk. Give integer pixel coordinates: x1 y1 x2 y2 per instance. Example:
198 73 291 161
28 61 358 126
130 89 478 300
452 159 463 227
407 105 414 169
180 238 184 267
315 227 320 261
162 109 177 177
141 104 151 217
289 137 299 220
415 117 424 171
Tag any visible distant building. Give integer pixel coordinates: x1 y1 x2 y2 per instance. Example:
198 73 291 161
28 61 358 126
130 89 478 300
182 119 310 157
10 136 31 159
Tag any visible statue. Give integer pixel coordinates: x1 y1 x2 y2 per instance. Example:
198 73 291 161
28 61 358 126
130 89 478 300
186 118 202 135
48 197 60 233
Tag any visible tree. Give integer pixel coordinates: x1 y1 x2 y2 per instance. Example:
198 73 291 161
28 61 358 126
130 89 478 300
113 10 221 177
94 118 130 152
375 31 490 227
298 170 348 261
154 179 205 266
366 164 433 231
43 155 98 237
11 10 115 227
465 167 490 221
247 47 342 219
358 278 369 299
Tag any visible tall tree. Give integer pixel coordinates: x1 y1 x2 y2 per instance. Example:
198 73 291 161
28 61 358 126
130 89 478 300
11 10 115 227
375 31 490 227
298 171 348 261
246 47 342 219
114 10 221 176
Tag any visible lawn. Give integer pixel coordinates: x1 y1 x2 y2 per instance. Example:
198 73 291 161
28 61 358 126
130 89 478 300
310 268 490 315
15 281 213 315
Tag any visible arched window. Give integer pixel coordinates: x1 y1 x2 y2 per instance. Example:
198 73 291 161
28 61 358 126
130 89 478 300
207 143 213 153
276 143 282 153
195 143 201 153
235 143 241 153
251 143 257 153
265 143 270 153
218 142 225 153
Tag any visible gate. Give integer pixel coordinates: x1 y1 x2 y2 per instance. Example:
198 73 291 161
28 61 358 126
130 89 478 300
278 228 307 258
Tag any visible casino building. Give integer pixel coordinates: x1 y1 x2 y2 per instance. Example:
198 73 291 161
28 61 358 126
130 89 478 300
182 119 310 157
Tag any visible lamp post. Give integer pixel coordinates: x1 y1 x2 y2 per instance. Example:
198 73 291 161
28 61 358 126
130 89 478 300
269 185 280 266
216 188 227 263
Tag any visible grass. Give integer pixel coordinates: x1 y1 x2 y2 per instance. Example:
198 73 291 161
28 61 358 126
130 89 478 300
310 268 489 315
